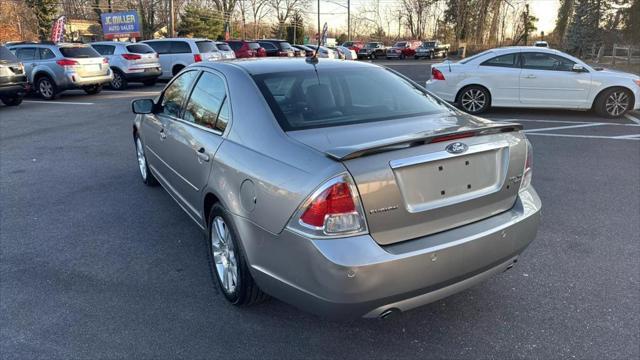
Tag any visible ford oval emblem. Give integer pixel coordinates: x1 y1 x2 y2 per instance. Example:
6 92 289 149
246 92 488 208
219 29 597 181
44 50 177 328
445 142 468 154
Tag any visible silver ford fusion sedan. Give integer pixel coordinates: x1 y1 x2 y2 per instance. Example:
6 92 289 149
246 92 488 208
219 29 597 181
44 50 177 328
131 58 541 318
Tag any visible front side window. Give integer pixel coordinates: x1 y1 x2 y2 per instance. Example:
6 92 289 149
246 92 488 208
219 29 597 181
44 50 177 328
126 44 154 54
170 41 191 54
160 70 198 118
279 42 292 50
183 72 228 131
521 52 576 71
259 42 277 50
253 67 449 131
459 50 492 64
481 53 518 68
39 48 56 60
15 47 37 61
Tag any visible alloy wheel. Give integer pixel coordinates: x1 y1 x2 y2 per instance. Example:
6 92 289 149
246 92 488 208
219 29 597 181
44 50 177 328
112 72 123 89
135 138 147 180
211 216 238 294
461 89 486 113
39 79 53 98
605 91 629 116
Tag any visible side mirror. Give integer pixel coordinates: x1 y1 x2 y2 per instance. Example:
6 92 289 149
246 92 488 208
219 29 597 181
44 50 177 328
572 64 586 72
132 98 155 114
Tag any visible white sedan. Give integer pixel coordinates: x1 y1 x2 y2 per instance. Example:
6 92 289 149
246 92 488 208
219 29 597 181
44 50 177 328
335 45 357 60
425 46 640 118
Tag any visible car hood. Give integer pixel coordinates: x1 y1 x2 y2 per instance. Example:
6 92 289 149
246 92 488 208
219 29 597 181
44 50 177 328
286 111 515 158
591 67 640 80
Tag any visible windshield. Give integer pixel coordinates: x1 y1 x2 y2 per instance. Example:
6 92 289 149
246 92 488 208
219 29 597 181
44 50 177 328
196 41 218 53
365 43 378 48
248 42 261 50
126 44 154 54
459 50 493 64
343 42 353 47
253 67 448 131
422 42 436 47
216 43 232 51
394 42 407 47
279 42 293 50
59 46 100 58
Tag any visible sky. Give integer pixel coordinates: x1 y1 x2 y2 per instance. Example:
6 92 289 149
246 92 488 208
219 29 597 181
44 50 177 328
312 0 560 36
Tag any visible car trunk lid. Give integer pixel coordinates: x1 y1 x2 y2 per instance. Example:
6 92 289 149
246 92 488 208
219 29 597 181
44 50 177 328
287 113 526 245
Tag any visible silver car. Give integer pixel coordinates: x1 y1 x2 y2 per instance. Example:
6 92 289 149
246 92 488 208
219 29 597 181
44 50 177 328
90 41 161 90
8 42 112 99
214 42 236 60
131 59 541 318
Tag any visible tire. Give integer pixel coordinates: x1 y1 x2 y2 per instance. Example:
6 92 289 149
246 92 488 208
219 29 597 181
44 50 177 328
207 203 268 306
1 96 23 106
371 53 376 60
110 70 128 90
36 75 58 100
594 87 634 118
134 136 158 186
400 53 405 60
458 85 491 114
142 79 157 86
83 84 102 95
429 52 434 60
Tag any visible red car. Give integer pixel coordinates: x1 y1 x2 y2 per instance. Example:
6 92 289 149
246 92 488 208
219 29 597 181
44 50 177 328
386 40 422 59
226 40 265 58
342 40 364 53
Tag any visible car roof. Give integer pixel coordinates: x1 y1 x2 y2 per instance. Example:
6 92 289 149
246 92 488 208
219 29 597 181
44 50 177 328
204 57 379 75
91 41 135 46
143 38 209 42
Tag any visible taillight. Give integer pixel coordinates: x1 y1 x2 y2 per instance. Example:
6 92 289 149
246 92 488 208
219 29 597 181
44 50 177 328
430 132 475 143
432 67 445 80
289 174 368 237
56 59 78 67
102 57 109 64
520 139 533 192
194 54 202 62
278 51 288 56
121 53 141 60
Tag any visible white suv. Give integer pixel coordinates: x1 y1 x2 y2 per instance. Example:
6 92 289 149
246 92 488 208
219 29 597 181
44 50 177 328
91 41 161 90
141 38 223 79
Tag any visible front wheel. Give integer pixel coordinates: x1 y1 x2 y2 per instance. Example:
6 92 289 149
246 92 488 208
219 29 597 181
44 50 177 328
595 88 633 118
370 53 376 60
1 96 23 106
135 136 158 186
458 86 491 114
207 204 268 305
83 84 102 95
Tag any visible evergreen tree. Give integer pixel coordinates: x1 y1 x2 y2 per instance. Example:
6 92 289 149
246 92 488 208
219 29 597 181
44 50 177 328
25 0 58 40
566 0 601 56
285 11 304 44
177 4 224 40
554 0 574 46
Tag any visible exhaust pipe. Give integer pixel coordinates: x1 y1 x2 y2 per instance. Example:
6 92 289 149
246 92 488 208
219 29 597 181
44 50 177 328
378 308 400 319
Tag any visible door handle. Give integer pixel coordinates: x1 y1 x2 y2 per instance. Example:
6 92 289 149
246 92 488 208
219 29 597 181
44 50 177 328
196 147 210 162
524 74 536 79
160 128 166 140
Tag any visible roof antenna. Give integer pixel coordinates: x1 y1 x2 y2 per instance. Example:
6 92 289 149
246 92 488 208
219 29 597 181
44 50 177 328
306 0 321 65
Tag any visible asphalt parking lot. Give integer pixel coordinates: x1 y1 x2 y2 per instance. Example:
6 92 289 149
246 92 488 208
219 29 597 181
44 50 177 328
1 61 639 359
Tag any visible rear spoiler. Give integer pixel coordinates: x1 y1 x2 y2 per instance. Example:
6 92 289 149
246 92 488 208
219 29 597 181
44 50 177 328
325 122 523 161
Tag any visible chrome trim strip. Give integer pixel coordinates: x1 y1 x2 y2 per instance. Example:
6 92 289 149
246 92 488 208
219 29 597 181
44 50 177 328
389 140 510 169
146 146 200 191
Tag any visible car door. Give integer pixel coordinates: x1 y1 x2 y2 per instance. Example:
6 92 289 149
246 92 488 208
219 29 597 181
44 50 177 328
163 70 230 220
519 51 592 108
140 70 199 195
14 47 38 81
476 51 522 106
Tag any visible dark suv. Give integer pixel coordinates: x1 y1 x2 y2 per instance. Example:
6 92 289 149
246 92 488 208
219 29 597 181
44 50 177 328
0 45 28 106
256 40 294 57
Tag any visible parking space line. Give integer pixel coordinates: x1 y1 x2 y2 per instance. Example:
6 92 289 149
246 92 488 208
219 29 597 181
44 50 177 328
22 100 94 105
102 90 161 95
624 113 640 124
526 133 640 140
523 123 604 133
491 118 593 124
612 134 640 139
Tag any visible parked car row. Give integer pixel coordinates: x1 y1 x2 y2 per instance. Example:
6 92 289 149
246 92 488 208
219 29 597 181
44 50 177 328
354 40 450 60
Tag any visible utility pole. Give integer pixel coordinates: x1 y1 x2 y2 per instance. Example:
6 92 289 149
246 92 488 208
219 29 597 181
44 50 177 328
317 0 321 46
169 0 175 38
523 3 529 46
347 0 351 41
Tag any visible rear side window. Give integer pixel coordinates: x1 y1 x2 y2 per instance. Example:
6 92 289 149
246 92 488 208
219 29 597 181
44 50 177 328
253 67 448 131
146 41 170 54
248 42 261 50
460 50 492 64
126 44 154 54
39 48 56 59
216 43 231 51
92 45 115 55
0 46 19 61
259 42 277 50
279 42 292 50
183 72 229 131
15 47 37 61
160 70 198 118
170 41 192 54
195 41 216 53
481 53 518 68
59 46 100 58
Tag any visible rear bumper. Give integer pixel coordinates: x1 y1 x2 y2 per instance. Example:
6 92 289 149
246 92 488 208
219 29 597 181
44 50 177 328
0 78 27 97
425 79 457 102
123 68 161 81
236 187 541 318
60 69 113 88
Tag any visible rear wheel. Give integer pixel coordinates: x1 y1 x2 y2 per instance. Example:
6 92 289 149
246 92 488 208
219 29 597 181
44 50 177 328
1 96 23 106
110 70 128 90
83 84 102 95
370 53 377 60
36 76 58 100
135 136 158 186
458 85 491 114
207 203 268 305
595 88 633 118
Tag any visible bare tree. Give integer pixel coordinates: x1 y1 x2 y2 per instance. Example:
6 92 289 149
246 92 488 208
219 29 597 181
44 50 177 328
269 0 306 38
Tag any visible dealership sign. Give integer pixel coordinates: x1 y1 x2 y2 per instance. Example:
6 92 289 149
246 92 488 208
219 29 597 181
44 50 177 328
100 11 140 39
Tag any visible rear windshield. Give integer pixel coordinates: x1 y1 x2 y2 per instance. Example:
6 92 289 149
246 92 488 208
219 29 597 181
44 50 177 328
422 42 436 47
279 42 292 50
248 42 261 50
216 43 232 51
196 41 217 53
253 68 448 131
59 46 100 58
0 46 18 61
365 43 378 48
126 44 154 54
